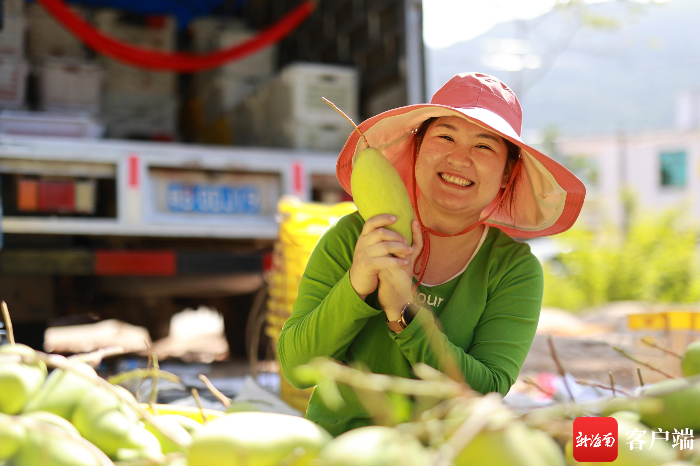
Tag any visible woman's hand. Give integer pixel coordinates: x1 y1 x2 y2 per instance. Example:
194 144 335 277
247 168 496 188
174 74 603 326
378 220 424 321
349 215 414 301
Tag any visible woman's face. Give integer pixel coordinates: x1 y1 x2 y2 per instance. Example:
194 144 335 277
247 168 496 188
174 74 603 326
415 116 511 216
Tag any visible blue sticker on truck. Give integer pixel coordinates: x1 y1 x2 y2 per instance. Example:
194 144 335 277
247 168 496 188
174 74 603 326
167 184 262 214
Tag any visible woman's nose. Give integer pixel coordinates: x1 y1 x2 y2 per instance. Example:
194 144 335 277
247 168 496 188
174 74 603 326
446 149 474 167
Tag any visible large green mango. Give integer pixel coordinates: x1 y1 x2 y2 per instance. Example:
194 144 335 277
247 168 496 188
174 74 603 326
681 341 700 377
145 415 192 454
320 426 429 466
455 421 564 466
188 412 331 466
0 414 25 460
23 359 97 420
0 344 47 415
21 411 80 437
351 147 415 245
8 429 101 466
638 379 700 431
157 414 201 436
72 384 153 458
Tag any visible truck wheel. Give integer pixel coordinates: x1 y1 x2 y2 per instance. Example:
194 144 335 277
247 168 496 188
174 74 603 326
12 321 48 351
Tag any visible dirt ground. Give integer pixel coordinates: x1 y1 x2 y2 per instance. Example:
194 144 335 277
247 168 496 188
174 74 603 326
42 301 696 398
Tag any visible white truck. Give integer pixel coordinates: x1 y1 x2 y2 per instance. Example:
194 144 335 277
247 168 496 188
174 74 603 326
0 136 346 352
0 0 426 353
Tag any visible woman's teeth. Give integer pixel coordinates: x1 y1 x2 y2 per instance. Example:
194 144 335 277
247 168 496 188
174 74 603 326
440 173 474 187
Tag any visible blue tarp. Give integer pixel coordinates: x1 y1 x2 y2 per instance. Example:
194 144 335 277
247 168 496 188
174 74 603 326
27 0 250 29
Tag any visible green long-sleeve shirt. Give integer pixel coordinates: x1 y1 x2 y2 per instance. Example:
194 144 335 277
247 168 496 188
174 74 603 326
277 212 544 436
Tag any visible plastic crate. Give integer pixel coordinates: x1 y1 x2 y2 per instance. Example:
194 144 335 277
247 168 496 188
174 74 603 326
28 4 88 60
102 60 177 97
96 10 176 97
0 110 104 139
36 61 103 115
4 0 25 17
274 118 349 151
0 59 28 109
268 63 359 124
0 15 26 58
95 10 175 51
279 374 312 414
191 19 274 80
627 311 700 331
200 75 264 124
213 30 276 80
103 94 178 139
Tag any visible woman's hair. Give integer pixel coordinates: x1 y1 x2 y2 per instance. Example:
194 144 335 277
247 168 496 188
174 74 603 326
412 117 520 221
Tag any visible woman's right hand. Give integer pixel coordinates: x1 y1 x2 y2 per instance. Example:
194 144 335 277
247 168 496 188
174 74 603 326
349 214 414 301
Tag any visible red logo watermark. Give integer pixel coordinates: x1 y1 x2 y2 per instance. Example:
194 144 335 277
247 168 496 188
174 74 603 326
573 417 618 462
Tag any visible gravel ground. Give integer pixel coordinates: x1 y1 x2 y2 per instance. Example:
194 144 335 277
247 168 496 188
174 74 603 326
43 301 697 398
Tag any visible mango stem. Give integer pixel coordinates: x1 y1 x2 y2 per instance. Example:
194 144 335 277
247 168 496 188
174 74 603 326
199 374 231 408
1 301 14 345
322 97 370 147
191 388 209 424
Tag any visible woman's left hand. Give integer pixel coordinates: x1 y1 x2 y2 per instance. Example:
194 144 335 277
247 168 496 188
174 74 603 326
378 220 424 321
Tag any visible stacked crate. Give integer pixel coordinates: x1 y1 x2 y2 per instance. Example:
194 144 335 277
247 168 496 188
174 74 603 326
95 10 178 140
232 63 359 151
0 0 29 110
266 197 356 412
28 4 103 116
190 18 277 144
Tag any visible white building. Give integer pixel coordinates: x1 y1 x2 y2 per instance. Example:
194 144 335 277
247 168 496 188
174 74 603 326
552 92 700 232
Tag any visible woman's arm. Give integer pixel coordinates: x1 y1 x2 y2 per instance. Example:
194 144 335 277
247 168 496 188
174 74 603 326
278 213 387 390
389 247 544 396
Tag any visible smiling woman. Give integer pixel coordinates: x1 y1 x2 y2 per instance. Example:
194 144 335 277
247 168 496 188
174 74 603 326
277 72 586 436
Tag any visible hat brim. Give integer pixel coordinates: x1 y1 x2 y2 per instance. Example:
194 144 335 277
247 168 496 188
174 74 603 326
336 103 586 238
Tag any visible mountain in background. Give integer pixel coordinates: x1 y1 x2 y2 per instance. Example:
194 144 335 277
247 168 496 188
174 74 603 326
426 0 700 138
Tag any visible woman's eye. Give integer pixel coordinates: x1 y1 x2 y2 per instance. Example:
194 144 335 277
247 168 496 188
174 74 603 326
476 144 492 150
439 135 454 142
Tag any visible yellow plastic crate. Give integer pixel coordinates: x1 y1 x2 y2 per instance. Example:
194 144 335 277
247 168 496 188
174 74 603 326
627 311 700 331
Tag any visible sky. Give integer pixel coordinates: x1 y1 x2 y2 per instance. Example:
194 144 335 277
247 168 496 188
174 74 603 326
422 0 673 49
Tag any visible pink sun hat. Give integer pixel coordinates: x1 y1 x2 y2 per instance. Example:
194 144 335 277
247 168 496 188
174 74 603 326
336 72 586 239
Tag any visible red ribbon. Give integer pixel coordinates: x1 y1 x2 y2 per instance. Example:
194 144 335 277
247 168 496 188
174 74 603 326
411 152 523 289
35 0 315 72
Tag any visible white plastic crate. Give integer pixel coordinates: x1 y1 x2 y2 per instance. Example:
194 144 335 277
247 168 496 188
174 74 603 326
28 4 88 60
0 15 26 58
231 86 273 146
0 110 104 138
95 10 175 51
274 118 349 152
214 30 276 81
200 75 265 124
4 0 25 17
268 63 359 124
36 61 103 115
190 17 247 52
103 94 178 139
102 60 177 96
96 10 176 97
367 84 407 117
0 59 28 109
